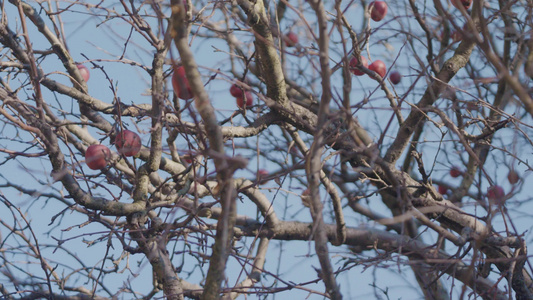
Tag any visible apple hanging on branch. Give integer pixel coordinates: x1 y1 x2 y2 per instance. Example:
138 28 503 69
230 81 253 109
449 166 462 178
389 71 402 84
369 60 387 78
487 185 505 206
507 170 520 185
85 144 111 170
115 130 142 157
180 153 194 164
284 32 299 47
230 83 244 98
369 1 388 22
257 169 269 184
172 65 193 100
236 91 253 109
438 185 448 195
76 64 90 82
349 56 368 76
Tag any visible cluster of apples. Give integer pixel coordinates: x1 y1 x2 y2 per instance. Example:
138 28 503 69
348 2 402 84
85 130 142 170
171 64 253 110
437 166 519 206
230 82 253 109
349 56 401 85
437 166 462 195
76 62 143 170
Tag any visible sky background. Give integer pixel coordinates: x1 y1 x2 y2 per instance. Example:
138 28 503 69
1 1 532 299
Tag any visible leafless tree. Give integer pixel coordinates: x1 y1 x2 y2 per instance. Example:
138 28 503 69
1 0 532 299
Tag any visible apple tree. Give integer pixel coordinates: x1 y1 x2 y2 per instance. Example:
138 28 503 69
1 0 533 299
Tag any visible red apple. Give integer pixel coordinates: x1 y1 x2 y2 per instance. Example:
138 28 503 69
507 170 520 185
389 71 401 84
349 56 368 76
369 60 387 78
172 65 193 100
85 144 111 170
258 169 269 183
451 0 472 9
236 91 253 109
438 185 448 195
487 185 505 205
449 167 462 178
284 32 299 47
230 83 244 98
369 1 388 22
181 154 193 164
76 64 90 82
526 58 533 79
115 130 142 157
